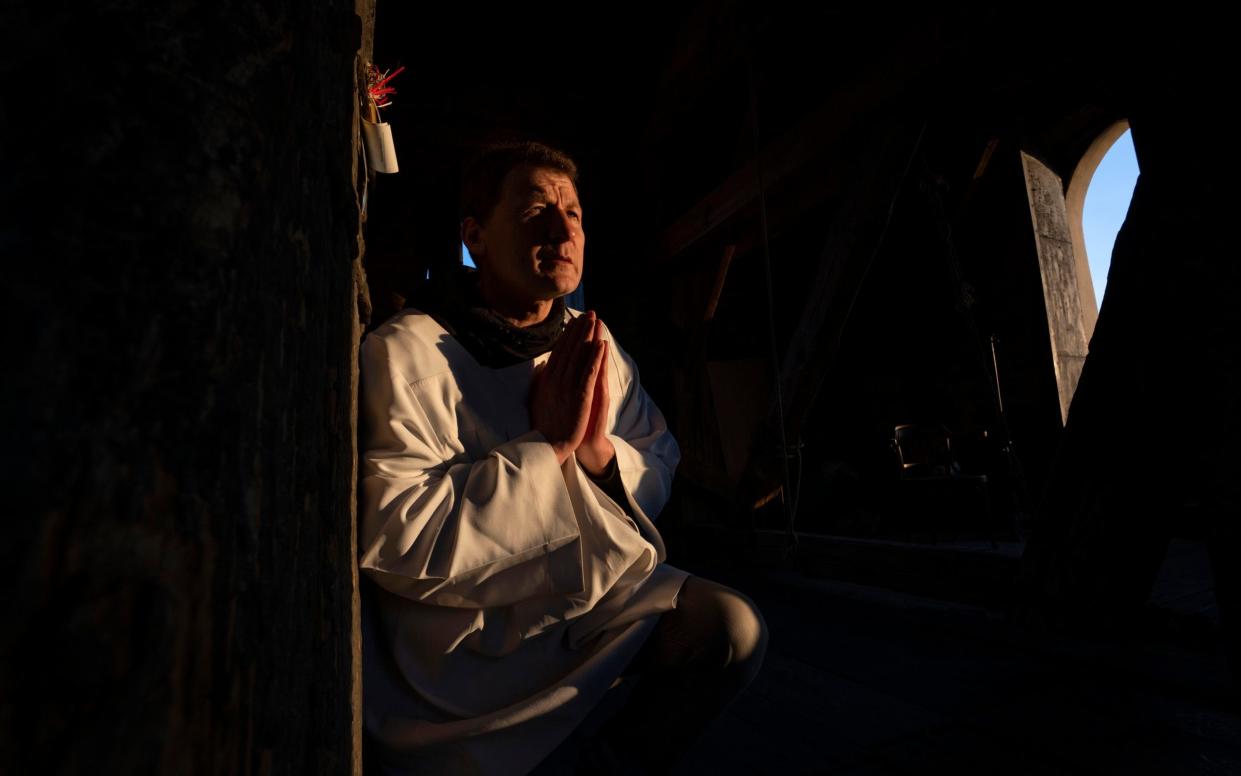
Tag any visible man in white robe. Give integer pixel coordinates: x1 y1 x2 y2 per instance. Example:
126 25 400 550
359 141 767 774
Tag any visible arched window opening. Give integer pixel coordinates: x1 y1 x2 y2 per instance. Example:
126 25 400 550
1022 121 1140 425
1080 129 1138 310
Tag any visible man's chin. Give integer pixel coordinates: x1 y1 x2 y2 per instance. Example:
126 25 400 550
536 274 580 298
525 287 574 304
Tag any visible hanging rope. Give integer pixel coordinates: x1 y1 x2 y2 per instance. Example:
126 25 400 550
745 52 799 548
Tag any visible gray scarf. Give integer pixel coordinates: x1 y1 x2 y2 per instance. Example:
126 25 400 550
406 264 569 368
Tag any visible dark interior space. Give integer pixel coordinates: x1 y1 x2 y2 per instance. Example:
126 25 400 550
3 3 1236 773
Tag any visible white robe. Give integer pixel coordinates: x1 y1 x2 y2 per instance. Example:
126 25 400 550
358 305 690 775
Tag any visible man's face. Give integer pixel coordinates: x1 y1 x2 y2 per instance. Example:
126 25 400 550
466 164 585 304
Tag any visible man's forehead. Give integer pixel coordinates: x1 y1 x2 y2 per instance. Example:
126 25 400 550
504 165 579 202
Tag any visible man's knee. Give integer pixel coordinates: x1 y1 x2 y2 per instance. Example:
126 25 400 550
680 575 768 676
721 590 767 678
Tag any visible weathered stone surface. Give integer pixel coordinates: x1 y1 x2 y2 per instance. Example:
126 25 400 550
1 2 370 773
1021 151 1090 424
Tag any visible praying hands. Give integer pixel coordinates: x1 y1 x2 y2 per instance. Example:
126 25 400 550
528 311 617 475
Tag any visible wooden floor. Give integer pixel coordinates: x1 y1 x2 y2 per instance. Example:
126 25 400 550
662 539 1240 775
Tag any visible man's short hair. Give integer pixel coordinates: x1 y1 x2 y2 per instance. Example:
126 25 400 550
459 140 579 225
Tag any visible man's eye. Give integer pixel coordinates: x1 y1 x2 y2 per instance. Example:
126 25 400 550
525 206 545 217
568 211 581 220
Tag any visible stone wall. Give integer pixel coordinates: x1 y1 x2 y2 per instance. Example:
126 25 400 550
0 2 371 772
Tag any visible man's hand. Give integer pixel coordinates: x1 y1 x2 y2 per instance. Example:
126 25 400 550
576 327 615 477
529 311 607 466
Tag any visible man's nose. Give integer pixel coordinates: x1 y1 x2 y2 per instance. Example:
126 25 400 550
545 207 576 243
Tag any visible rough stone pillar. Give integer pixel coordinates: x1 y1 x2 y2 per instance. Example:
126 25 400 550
1 2 373 772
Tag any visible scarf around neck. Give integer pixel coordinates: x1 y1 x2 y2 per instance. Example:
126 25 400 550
405 264 570 369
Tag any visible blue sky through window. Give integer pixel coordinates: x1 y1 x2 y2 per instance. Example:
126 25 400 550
1082 130 1139 308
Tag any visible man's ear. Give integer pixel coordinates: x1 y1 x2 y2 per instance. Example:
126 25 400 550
461 216 486 262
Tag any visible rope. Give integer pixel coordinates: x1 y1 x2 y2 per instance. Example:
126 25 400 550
745 54 799 547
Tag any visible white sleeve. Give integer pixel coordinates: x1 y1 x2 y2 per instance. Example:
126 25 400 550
357 333 584 610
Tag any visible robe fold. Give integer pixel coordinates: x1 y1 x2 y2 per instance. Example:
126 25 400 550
359 305 690 774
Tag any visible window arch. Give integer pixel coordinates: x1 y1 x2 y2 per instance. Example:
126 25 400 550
1021 120 1139 425
1066 120 1137 337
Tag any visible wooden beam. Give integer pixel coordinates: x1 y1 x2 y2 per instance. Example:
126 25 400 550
704 244 735 322
651 78 894 264
726 152 845 266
